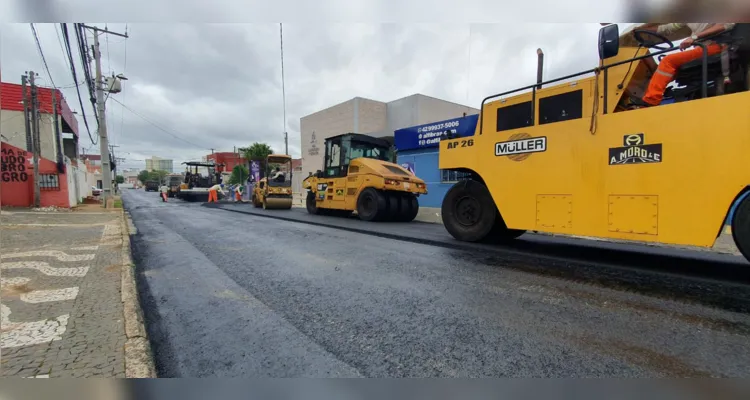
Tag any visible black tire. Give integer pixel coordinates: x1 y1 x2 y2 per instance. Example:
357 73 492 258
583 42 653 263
306 191 320 214
441 180 498 242
386 193 400 222
402 194 419 222
253 194 262 208
731 192 750 263
357 187 387 221
486 215 526 242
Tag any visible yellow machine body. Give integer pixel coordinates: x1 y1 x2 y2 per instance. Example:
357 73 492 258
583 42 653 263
302 156 428 211
439 23 750 251
302 132 429 222
252 154 293 210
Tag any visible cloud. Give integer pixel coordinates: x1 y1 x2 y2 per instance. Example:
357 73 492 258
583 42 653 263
2 21 612 171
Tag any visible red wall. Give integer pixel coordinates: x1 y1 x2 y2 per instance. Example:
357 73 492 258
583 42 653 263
1 142 71 208
206 152 248 173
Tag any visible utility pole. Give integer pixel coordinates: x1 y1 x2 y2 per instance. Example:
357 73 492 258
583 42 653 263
21 75 33 152
81 24 128 206
52 90 63 171
280 23 288 156
110 144 119 194
29 71 41 208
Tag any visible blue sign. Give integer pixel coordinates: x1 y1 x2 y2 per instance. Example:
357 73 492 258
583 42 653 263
394 114 479 151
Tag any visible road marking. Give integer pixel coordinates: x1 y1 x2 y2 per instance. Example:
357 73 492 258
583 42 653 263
1 251 95 262
0 304 69 349
71 245 99 251
20 287 79 303
1 277 32 287
1 261 89 277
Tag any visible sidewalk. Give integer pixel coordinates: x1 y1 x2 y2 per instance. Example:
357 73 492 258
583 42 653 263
0 206 153 378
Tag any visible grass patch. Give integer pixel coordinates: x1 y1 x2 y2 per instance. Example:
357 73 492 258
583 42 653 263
113 200 123 208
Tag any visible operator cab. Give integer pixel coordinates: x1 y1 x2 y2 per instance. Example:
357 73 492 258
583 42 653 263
600 23 750 110
318 133 394 178
264 155 293 187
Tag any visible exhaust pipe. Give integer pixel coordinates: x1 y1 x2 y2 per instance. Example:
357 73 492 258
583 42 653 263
536 48 544 89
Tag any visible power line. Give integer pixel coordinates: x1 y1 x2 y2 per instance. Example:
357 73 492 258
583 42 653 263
108 96 208 150
118 24 129 148
30 24 57 89
61 23 97 145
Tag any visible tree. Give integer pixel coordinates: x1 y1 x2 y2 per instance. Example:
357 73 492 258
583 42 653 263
115 175 125 184
241 142 274 161
137 170 150 184
148 170 169 184
228 165 249 185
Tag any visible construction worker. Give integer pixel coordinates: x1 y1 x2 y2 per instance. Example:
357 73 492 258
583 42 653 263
630 23 736 108
207 183 226 203
234 184 243 202
160 184 169 202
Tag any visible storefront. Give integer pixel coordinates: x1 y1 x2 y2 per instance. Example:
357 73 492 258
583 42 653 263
394 114 479 208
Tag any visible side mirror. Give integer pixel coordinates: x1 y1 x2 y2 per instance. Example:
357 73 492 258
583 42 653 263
598 24 620 60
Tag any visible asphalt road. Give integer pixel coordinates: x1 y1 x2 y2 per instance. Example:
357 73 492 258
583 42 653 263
123 189 750 377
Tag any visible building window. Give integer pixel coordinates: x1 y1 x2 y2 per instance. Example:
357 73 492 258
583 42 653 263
496 101 533 132
40 173 60 191
440 170 472 183
539 90 583 125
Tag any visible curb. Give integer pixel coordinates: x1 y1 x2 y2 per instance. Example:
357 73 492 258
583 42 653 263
119 209 157 378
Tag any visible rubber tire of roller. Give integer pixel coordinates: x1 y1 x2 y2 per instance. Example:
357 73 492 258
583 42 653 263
306 191 321 214
731 191 750 263
357 187 387 222
486 212 526 242
441 180 497 242
386 192 400 222
402 194 419 223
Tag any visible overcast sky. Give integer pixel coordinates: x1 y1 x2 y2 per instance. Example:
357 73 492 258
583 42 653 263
1 21 632 172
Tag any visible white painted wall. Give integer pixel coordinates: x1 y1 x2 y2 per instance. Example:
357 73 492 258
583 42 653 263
66 159 77 207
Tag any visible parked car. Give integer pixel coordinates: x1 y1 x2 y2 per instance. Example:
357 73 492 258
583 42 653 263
92 186 102 196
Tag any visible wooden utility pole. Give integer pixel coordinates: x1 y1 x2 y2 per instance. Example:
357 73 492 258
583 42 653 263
80 24 128 206
29 71 41 208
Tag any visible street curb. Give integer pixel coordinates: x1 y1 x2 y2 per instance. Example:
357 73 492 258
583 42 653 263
119 209 157 378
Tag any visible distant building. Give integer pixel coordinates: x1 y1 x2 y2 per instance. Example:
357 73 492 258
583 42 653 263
145 156 173 172
205 152 247 174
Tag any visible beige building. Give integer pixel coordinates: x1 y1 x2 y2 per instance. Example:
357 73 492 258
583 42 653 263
145 156 173 172
299 94 479 178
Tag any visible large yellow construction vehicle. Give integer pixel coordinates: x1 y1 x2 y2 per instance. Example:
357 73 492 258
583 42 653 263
251 154 293 209
302 133 428 222
438 23 750 262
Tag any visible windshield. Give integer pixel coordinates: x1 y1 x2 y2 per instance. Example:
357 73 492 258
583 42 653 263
267 159 293 187
347 140 392 163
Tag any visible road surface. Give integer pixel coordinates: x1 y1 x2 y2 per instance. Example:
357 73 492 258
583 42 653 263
123 189 750 377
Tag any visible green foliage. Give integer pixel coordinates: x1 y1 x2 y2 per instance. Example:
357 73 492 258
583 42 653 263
138 169 170 184
115 175 125 184
228 165 249 185
241 142 274 161
137 170 150 184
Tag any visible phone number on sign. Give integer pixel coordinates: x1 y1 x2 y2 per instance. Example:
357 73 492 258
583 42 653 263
417 120 460 134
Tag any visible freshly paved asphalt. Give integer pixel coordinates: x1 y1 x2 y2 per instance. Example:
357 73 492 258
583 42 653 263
123 189 750 377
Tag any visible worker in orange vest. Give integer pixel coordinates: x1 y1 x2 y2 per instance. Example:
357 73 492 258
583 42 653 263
207 183 226 203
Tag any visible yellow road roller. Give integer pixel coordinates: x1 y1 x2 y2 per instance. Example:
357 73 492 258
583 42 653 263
251 154 293 210
437 23 750 262
302 133 428 221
